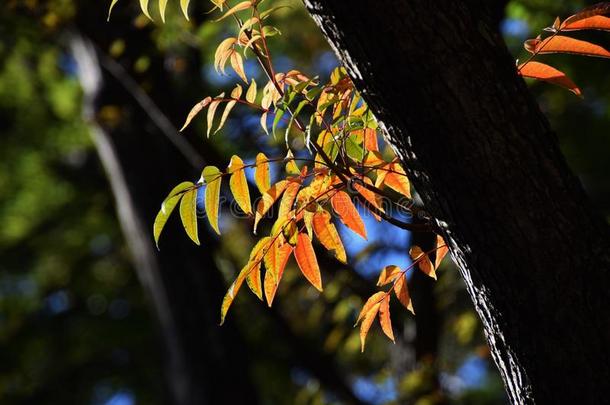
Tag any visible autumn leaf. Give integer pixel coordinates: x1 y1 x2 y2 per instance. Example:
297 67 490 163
203 166 222 235
294 232 323 291
363 128 378 151
379 295 395 342
312 210 347 263
331 191 367 239
562 3 610 28
159 0 168 22
357 292 385 352
139 0 151 20
354 177 383 221
220 260 255 325
254 180 289 233
246 79 257 103
207 94 224 137
215 1 251 22
435 235 449 269
384 162 411 198
180 0 190 20
394 275 414 314
356 291 386 324
230 52 248 83
180 97 212 131
278 179 301 219
561 15 610 31
410 245 436 280
518 61 582 96
254 153 270 194
246 262 263 300
153 181 194 248
525 35 610 58
263 241 293 306
228 155 252 215
376 265 402 286
179 188 200 245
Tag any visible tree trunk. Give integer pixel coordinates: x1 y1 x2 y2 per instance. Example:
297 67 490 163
303 1 610 403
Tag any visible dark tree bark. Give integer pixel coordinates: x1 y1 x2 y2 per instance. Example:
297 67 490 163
303 1 610 403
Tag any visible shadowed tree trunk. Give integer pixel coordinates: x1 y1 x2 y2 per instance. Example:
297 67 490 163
302 1 610 403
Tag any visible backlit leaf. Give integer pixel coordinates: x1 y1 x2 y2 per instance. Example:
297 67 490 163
525 35 610 58
180 97 212 131
153 181 194 248
294 233 322 291
354 177 383 221
203 166 222 235
263 241 293 306
159 0 168 22
179 188 200 245
357 292 386 324
312 210 347 263
254 153 270 194
180 0 190 20
215 1 251 21
331 191 367 239
207 93 224 137
139 0 152 20
410 245 436 279
246 262 263 300
562 15 610 31
518 61 581 96
384 163 411 198
562 3 610 28
278 179 301 219
254 180 289 233
376 265 402 286
230 52 248 83
394 275 414 314
246 79 257 103
107 0 119 21
228 155 252 215
220 260 255 324
435 235 449 269
379 295 394 342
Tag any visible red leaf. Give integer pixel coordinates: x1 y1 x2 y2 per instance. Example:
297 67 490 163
294 233 323 291
518 61 581 96
562 3 610 28
561 15 610 31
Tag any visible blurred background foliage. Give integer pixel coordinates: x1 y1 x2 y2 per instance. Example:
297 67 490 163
0 0 608 404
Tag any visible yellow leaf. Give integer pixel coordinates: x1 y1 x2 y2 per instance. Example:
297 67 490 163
107 0 120 21
228 155 252 215
215 1 252 22
410 246 436 279
139 0 152 20
220 260 255 324
180 0 190 20
312 210 347 264
260 112 269 135
246 79 257 103
254 153 270 194
278 179 301 220
354 177 383 221
203 166 222 235
230 52 248 83
180 97 212 131
214 38 237 73
376 265 402 286
179 188 200 245
356 291 386 324
246 262 263 300
215 99 238 134
384 162 411 198
394 275 414 314
254 180 288 233
359 299 382 352
294 233 322 291
153 181 194 248
207 93 224 138
159 0 168 22
379 295 395 342
435 235 449 269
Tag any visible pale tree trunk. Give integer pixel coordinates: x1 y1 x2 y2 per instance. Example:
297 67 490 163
303 1 610 403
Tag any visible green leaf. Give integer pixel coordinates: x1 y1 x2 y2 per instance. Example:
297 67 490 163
272 108 285 138
179 188 200 245
180 0 190 20
153 181 194 248
345 136 364 162
203 166 222 235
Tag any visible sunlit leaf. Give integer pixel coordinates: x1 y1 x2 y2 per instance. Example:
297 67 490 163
107 0 120 21
180 97 212 131
203 166 222 235
215 1 251 22
561 3 610 28
246 79 257 103
180 0 190 19
518 61 581 96
562 15 610 31
331 191 367 239
139 0 152 20
159 0 168 22
376 265 402 286
294 233 323 291
384 162 411 198
410 245 436 279
379 295 394 342
278 179 301 219
246 262 263 300
435 235 449 269
153 181 194 248
228 155 252 215
179 188 200 245
230 52 248 83
207 93 224 137
312 210 347 263
525 35 610 58
394 275 414 314
263 241 293 306
358 292 384 352
254 180 289 233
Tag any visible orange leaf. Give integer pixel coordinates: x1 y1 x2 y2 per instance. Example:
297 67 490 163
228 155 252 215
278 179 301 219
312 210 347 264
356 291 386 324
246 262 263 300
562 3 610 28
561 15 610 31
354 177 383 221
254 180 288 233
220 259 259 324
263 242 292 306
384 163 411 198
518 61 582 96
379 295 394 342
363 128 378 152
525 35 610 58
377 265 402 286
410 245 436 280
294 232 323 291
254 153 270 194
394 275 414 314
331 191 367 239
435 235 449 269
358 293 384 352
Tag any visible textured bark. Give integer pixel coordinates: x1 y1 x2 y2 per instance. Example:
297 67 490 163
303 1 610 403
